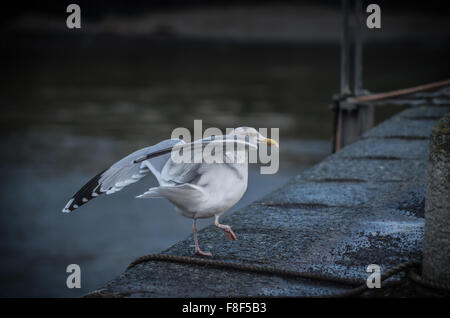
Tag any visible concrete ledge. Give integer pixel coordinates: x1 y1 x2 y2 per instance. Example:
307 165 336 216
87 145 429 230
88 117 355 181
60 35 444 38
90 105 449 297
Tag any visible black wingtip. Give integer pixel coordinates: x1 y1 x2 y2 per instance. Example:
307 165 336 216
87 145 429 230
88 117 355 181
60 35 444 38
62 169 107 213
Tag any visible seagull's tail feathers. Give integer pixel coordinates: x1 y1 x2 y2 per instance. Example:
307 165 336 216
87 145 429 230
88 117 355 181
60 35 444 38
136 187 163 199
136 184 204 202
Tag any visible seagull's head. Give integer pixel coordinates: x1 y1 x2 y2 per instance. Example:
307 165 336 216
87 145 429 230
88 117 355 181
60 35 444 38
229 127 279 148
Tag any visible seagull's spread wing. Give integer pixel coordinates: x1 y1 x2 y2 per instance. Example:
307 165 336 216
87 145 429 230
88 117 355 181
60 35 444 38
62 134 256 212
62 139 184 213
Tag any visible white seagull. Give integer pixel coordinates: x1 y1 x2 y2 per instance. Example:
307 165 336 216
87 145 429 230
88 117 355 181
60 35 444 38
62 127 278 256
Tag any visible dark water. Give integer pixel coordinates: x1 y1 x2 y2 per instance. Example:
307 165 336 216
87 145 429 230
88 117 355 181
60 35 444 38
0 38 449 297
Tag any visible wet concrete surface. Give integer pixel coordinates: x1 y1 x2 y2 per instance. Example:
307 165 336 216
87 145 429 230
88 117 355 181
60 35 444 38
89 105 449 297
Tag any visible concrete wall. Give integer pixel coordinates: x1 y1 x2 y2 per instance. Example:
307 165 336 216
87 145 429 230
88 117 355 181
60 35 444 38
423 113 450 284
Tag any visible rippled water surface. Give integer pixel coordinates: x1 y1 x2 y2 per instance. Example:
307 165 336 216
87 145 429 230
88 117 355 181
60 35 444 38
1 39 449 296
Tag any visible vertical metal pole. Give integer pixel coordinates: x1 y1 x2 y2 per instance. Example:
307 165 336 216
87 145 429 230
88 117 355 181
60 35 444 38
341 0 351 95
335 0 351 152
335 0 352 152
354 0 363 96
354 1 374 136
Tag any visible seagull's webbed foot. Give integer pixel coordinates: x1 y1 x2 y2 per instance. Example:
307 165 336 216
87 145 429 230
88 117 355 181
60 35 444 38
214 216 237 241
224 230 237 241
195 248 212 257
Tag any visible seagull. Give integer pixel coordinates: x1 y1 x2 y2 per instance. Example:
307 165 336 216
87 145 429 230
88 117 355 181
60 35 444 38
62 127 278 256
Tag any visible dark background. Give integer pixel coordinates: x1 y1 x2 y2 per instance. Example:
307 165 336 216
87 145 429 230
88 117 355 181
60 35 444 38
0 0 449 297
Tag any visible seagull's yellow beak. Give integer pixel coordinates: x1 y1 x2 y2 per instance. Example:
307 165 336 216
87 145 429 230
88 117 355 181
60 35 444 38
260 137 279 148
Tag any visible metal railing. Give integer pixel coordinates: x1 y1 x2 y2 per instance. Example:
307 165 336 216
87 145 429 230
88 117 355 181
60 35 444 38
331 0 449 152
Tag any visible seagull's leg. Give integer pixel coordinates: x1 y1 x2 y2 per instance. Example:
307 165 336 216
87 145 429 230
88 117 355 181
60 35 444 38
214 215 237 241
192 219 212 257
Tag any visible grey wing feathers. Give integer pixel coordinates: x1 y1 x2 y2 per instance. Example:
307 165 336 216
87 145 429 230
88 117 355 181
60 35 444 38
161 162 203 185
137 135 255 198
62 138 183 213
158 135 255 185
